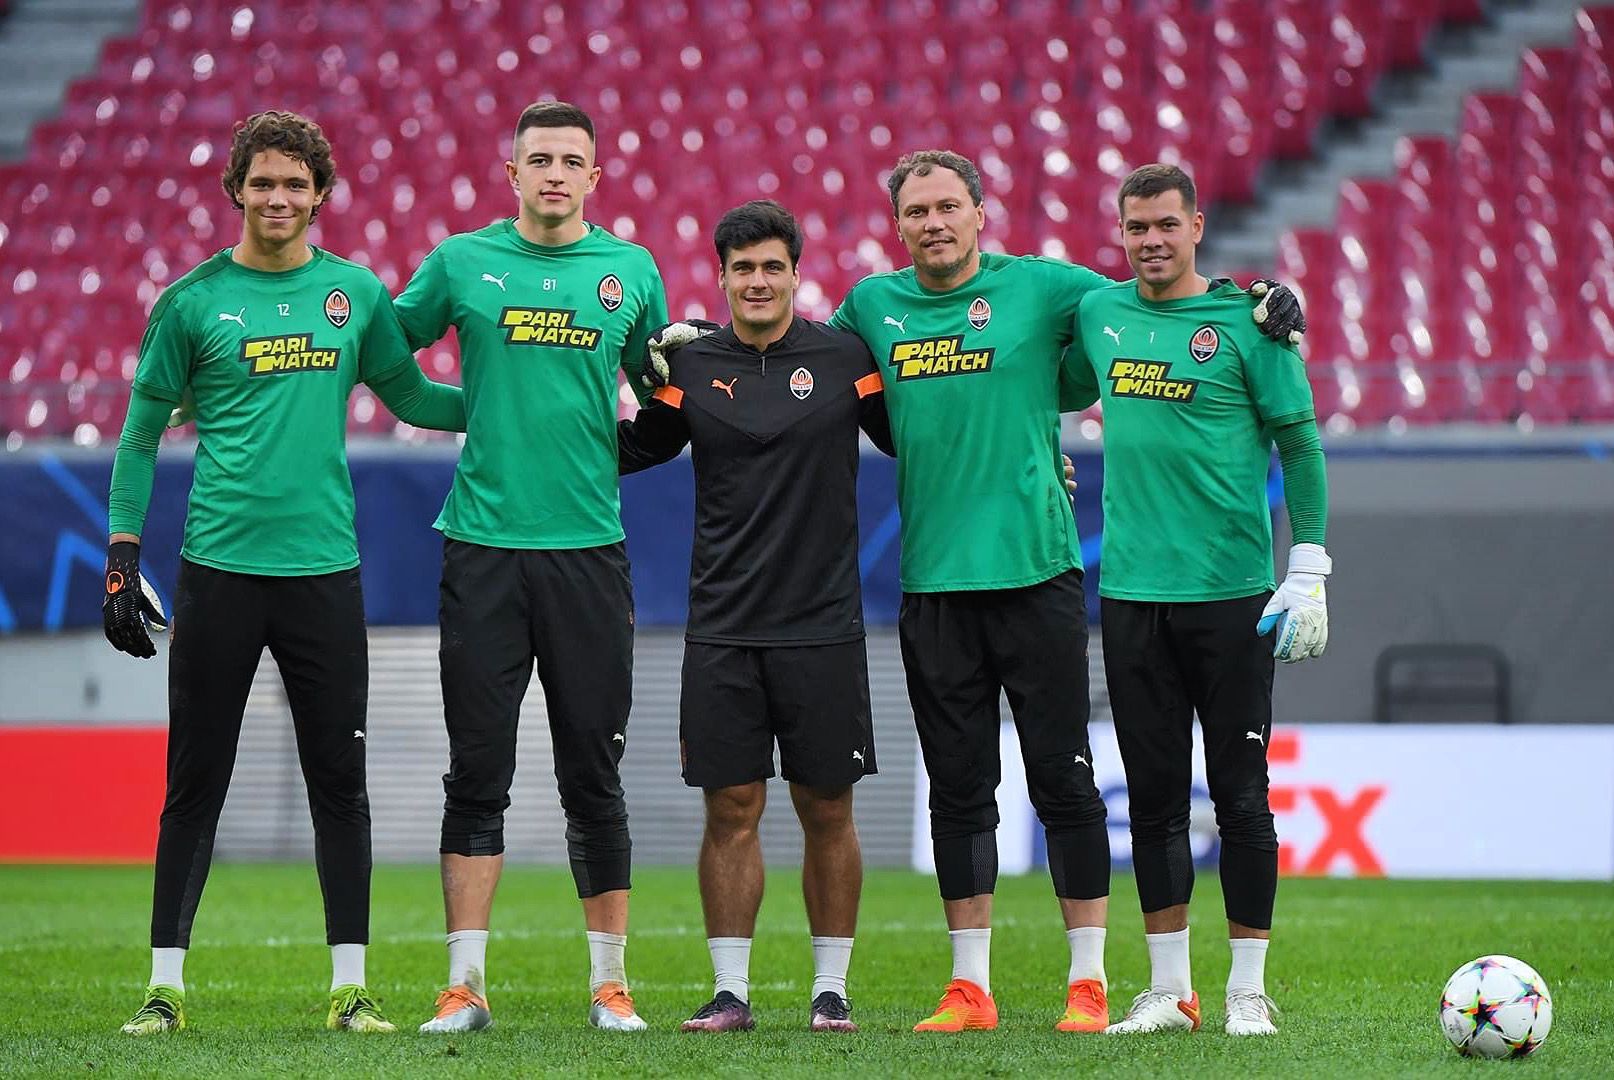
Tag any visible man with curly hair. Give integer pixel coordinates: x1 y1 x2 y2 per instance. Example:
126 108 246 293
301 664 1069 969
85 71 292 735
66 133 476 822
104 109 466 1036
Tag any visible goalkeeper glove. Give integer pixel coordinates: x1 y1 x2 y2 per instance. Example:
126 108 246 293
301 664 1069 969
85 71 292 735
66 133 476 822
643 319 720 388
103 541 169 659
1248 279 1307 345
1256 543 1330 663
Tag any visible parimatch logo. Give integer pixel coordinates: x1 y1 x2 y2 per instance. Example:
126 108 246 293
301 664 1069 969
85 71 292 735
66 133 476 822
499 308 602 349
239 334 340 376
887 336 994 380
1106 358 1199 402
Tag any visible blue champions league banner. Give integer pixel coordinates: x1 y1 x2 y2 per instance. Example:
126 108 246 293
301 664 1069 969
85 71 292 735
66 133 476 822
0 449 1108 633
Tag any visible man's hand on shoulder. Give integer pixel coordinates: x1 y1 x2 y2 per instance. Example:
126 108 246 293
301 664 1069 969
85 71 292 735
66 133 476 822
1247 279 1306 345
644 319 720 388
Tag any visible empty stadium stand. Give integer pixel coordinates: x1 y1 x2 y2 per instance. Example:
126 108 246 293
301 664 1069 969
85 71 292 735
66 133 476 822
0 0 1605 441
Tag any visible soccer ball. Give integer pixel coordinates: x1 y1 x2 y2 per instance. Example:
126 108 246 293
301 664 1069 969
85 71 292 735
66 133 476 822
1438 955 1553 1059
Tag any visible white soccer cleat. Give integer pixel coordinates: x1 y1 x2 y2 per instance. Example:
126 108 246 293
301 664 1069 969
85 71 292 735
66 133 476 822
419 983 492 1033
1224 989 1278 1036
1104 988 1202 1033
588 982 647 1031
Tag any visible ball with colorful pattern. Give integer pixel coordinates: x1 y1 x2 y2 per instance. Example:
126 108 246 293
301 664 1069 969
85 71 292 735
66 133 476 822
1438 954 1552 1059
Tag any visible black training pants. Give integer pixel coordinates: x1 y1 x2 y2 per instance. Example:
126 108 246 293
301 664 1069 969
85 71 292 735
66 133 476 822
152 559 371 948
1102 593 1279 930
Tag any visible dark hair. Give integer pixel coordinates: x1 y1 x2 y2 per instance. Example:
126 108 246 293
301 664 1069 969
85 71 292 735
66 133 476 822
1118 163 1197 216
713 200 802 268
221 110 336 218
886 150 984 214
514 100 596 147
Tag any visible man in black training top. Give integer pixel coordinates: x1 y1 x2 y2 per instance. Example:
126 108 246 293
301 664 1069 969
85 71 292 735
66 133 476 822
617 200 893 1033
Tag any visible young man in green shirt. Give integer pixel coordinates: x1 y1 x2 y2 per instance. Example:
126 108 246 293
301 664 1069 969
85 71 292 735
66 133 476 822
393 102 668 1034
1060 164 1330 1038
103 110 466 1036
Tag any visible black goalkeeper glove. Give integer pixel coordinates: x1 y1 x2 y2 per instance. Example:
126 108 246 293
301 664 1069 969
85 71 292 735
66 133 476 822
103 541 169 658
643 319 721 388
1247 279 1306 344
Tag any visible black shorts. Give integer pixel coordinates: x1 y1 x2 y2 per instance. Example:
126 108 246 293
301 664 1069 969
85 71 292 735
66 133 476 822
679 639 876 790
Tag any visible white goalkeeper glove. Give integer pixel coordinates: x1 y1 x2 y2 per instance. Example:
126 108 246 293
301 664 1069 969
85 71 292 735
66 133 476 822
643 319 719 389
1256 543 1331 663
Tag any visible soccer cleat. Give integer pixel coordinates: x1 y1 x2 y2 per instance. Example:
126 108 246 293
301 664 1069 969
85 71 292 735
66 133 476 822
809 991 858 1033
327 985 397 1032
589 981 648 1032
1055 978 1109 1032
120 985 185 1035
679 991 755 1032
419 983 492 1033
1105 988 1201 1033
913 978 998 1032
1224 989 1279 1036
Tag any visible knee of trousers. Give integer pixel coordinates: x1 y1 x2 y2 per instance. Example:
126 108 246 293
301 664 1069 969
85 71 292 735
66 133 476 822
440 806 507 857
1127 800 1192 847
928 797 999 840
564 813 631 861
556 776 628 829
1213 790 1278 850
1026 756 1108 830
925 756 1000 838
303 775 372 819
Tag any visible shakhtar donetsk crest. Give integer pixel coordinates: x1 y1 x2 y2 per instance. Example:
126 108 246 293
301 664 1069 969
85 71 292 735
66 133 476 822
968 296 991 330
789 366 814 399
598 274 623 312
1189 325 1220 363
324 288 351 328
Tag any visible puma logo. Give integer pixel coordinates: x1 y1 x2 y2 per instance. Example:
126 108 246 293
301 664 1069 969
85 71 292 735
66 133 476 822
481 272 509 291
883 314 909 333
612 732 625 745
1073 753 1089 768
1246 730 1264 745
217 308 246 326
352 730 365 740
711 377 737 399
1103 325 1123 346
852 748 865 764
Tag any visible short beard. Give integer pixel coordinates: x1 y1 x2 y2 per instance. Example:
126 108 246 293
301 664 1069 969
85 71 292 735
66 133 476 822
921 241 977 283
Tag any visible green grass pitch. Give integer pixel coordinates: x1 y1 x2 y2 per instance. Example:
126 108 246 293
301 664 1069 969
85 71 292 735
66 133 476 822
4 864 1610 1076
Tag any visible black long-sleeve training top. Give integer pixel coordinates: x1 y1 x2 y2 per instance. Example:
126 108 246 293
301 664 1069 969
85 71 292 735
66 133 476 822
618 316 894 646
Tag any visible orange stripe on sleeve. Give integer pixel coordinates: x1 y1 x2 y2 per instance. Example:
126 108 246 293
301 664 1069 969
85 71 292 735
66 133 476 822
653 385 685 408
855 372 884 399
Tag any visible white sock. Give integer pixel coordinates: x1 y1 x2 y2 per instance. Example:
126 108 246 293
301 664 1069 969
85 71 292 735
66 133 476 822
708 937 752 1001
150 947 186 991
810 936 854 1000
447 929 489 993
1146 928 1192 997
586 931 627 992
330 943 366 991
1066 926 1107 988
1227 938 1269 997
948 928 991 994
